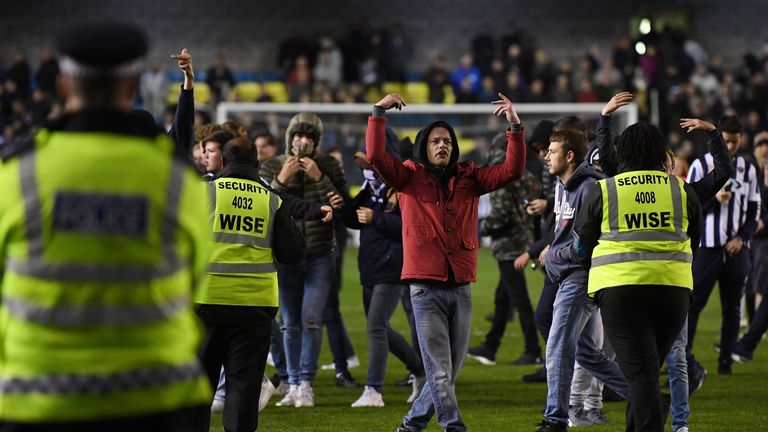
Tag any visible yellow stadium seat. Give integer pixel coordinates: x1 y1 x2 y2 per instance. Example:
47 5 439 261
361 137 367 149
366 87 383 104
166 83 183 105
458 137 477 155
263 82 289 103
194 83 212 104
396 128 421 142
405 82 429 104
382 82 404 95
443 85 456 104
231 82 261 102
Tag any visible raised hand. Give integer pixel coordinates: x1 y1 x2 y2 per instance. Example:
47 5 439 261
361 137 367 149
171 48 194 90
492 92 520 124
375 94 406 111
680 118 716 133
601 92 633 116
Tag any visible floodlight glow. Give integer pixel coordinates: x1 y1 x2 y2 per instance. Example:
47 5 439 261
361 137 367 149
635 41 647 55
639 18 652 35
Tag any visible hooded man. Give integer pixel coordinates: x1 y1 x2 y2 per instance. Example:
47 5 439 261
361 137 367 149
258 112 346 408
366 93 526 432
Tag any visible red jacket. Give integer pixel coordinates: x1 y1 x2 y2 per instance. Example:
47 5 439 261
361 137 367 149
366 115 526 283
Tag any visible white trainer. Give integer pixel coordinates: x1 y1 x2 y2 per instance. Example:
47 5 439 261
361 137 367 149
274 380 291 396
275 384 298 407
675 427 689 432
351 386 385 408
294 381 315 407
210 398 225 414
266 352 275 367
259 375 275 412
321 355 361 370
407 374 426 403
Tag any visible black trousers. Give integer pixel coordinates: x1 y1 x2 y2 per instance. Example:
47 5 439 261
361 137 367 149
0 406 208 432
484 260 541 356
197 305 274 432
737 287 768 356
598 285 690 432
687 247 749 364
534 273 559 343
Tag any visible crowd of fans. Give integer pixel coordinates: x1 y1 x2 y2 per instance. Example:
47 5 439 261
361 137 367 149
3 23 768 155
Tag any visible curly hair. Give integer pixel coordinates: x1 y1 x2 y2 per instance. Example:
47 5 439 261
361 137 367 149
616 122 668 171
194 123 223 143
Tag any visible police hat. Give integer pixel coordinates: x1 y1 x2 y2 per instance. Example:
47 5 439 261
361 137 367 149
56 21 148 78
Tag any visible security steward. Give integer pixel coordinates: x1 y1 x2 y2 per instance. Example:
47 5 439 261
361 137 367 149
570 123 702 432
0 23 212 431
196 137 304 432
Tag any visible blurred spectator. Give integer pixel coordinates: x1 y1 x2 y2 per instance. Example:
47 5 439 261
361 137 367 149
314 36 343 90
424 55 449 103
278 31 314 75
575 78 600 103
593 57 623 98
531 50 555 89
552 73 573 103
339 18 372 83
501 69 528 102
690 64 719 99
455 76 479 103
638 45 661 88
8 50 31 100
28 89 51 127
140 59 169 121
360 32 386 91
472 23 495 75
206 52 236 103
35 48 59 99
287 56 313 102
528 78 550 103
451 53 482 95
386 23 412 82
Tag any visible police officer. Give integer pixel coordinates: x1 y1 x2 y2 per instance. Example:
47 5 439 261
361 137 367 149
572 122 702 432
0 22 211 431
196 137 304 432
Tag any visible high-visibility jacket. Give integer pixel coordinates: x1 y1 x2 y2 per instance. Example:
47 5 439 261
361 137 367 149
0 128 212 422
588 170 694 295
195 177 280 307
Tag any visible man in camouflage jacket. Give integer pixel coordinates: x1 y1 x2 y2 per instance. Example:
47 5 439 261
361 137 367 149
467 133 544 366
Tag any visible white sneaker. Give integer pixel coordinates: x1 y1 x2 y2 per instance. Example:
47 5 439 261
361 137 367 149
347 355 360 369
321 355 360 370
294 381 315 407
274 380 291 396
675 427 689 432
259 375 275 412
275 384 298 407
407 374 426 403
210 398 225 414
266 352 275 367
351 386 384 407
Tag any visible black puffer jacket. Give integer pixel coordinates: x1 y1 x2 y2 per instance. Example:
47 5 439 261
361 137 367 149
258 114 346 257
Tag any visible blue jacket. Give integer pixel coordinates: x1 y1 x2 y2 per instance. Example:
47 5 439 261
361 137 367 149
342 184 404 287
545 161 602 285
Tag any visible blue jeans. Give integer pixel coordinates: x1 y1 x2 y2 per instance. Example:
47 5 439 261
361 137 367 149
364 283 424 392
270 318 288 382
403 283 472 432
323 251 357 374
544 279 628 426
666 318 689 432
277 255 335 384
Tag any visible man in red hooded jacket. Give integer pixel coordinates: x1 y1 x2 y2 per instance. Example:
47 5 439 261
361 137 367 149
367 93 526 432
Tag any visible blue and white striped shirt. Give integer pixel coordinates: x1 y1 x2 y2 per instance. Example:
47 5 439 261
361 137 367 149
687 153 760 247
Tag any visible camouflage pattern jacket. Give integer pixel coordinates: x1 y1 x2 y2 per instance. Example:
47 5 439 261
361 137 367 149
480 135 540 261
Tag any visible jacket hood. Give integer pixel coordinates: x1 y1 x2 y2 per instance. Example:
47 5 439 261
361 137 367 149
285 112 323 156
564 160 603 191
413 120 460 171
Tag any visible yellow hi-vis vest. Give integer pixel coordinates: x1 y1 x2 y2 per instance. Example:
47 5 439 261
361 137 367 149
0 129 212 422
195 177 281 307
588 170 694 295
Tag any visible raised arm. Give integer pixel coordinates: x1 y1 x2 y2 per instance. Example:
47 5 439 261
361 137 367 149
681 118 734 203
169 48 195 157
597 92 634 177
475 93 526 194
367 94 413 190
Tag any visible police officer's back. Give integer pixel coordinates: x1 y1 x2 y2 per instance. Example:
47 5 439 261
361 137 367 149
0 22 211 430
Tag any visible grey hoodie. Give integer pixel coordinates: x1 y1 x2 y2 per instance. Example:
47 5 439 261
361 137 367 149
545 161 603 285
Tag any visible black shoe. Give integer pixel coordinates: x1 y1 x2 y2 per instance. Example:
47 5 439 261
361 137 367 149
535 419 568 432
394 424 412 432
717 359 732 375
522 367 547 383
395 373 412 387
467 345 496 366
688 360 707 395
270 373 281 387
510 352 543 366
731 344 753 363
602 385 625 402
335 371 361 388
